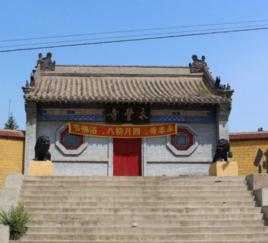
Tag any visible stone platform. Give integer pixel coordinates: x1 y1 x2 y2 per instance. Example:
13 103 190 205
209 160 238 176
28 160 54 176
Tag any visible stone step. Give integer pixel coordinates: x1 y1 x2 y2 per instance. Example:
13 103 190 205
27 219 265 227
28 212 264 221
20 190 252 197
23 176 246 182
17 175 266 243
25 206 261 214
22 180 247 186
20 185 250 191
20 232 268 241
21 200 256 207
22 178 247 183
12 240 268 243
21 184 249 191
26 226 268 234
20 195 254 202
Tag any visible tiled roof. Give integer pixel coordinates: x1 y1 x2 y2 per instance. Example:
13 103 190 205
23 55 233 105
230 131 268 141
0 129 25 139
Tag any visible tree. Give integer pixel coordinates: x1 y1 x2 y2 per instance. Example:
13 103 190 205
4 113 19 130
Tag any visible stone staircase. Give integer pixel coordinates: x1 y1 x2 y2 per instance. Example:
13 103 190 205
13 176 268 242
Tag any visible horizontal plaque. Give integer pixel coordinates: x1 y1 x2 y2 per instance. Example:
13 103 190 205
69 122 177 138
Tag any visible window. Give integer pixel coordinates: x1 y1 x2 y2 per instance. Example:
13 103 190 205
60 128 83 150
171 128 194 151
56 124 88 155
167 125 198 156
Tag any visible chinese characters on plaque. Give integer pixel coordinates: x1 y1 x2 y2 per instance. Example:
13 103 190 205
69 122 177 138
105 104 150 123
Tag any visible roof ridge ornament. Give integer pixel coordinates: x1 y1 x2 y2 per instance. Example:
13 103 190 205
22 69 36 94
215 76 231 91
37 52 55 71
189 54 233 96
22 79 33 94
22 80 31 94
189 54 207 73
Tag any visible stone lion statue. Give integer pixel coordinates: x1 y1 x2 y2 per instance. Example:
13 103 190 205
213 138 232 162
34 136 51 161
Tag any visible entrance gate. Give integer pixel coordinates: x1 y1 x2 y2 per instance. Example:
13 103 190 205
113 138 141 176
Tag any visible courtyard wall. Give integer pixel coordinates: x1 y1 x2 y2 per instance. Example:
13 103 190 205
230 132 268 175
0 130 24 186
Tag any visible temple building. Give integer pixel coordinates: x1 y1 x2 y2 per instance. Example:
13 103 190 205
23 53 233 176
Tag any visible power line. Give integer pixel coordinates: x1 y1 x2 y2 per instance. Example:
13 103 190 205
1 26 268 53
1 24 266 49
1 18 268 43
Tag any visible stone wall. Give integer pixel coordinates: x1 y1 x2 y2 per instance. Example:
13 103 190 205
37 121 113 176
35 121 217 176
143 123 217 176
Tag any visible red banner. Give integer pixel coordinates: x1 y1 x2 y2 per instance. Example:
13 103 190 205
69 122 177 138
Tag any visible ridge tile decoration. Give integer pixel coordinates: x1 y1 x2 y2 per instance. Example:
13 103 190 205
68 122 177 138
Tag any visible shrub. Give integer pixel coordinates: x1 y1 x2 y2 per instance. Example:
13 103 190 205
0 204 31 240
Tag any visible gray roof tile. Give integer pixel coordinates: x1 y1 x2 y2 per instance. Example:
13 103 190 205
23 65 231 105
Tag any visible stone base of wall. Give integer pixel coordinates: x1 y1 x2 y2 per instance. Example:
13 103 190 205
53 161 109 176
146 162 210 176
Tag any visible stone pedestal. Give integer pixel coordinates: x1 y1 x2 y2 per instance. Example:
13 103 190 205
246 174 268 190
209 160 238 176
28 160 54 176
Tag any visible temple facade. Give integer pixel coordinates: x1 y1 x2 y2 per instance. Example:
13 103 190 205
23 53 233 176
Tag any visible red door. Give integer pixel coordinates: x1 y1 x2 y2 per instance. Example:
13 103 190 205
113 138 141 176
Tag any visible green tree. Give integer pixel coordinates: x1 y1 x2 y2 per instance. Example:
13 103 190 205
4 113 19 130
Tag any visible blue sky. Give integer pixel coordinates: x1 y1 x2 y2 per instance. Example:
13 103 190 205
1 0 268 132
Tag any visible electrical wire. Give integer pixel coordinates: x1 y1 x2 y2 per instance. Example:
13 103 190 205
1 18 268 43
0 26 268 53
1 24 267 49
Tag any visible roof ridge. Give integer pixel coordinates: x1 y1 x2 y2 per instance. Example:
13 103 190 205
54 64 189 68
41 73 203 78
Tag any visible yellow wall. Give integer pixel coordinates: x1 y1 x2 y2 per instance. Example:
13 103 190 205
0 138 24 187
231 140 268 176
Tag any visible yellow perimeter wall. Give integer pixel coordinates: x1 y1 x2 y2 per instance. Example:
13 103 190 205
0 135 24 187
230 139 268 176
